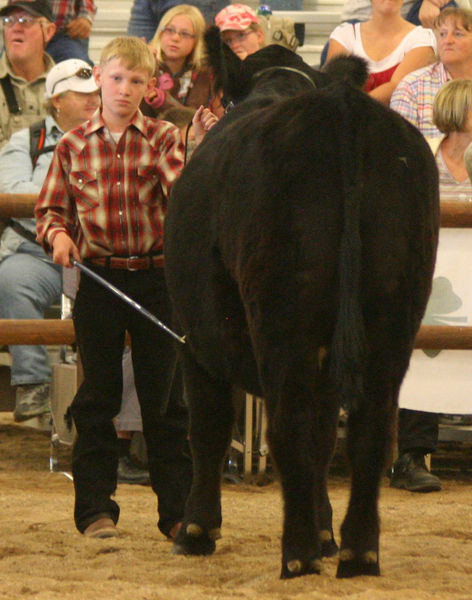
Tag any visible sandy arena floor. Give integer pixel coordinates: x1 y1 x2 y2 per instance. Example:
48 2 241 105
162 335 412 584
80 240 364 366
1 412 472 600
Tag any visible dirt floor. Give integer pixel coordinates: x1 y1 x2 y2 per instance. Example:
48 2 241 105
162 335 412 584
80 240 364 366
2 413 472 600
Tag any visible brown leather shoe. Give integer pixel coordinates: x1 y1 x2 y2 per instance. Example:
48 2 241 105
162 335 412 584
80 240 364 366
84 517 118 539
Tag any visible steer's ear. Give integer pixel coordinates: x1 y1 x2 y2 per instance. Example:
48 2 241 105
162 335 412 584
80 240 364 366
204 25 246 103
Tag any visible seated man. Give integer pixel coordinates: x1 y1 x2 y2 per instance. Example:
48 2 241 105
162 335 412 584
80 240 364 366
0 0 56 147
46 0 96 66
0 58 100 422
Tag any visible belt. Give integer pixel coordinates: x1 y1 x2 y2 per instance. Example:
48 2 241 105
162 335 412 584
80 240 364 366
87 254 164 271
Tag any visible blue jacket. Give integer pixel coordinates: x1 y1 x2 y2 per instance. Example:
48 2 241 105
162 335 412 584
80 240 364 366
0 115 64 249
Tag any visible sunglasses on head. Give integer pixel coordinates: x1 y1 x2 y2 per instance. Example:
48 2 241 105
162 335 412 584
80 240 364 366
51 67 93 96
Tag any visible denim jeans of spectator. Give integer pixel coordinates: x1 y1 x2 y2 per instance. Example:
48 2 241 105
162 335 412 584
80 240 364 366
269 0 303 10
0 240 62 386
46 33 93 66
127 0 229 41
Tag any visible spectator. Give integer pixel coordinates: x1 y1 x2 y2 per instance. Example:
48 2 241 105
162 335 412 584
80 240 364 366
0 0 56 148
46 0 97 66
36 36 193 540
429 79 472 200
143 4 212 118
215 3 266 60
390 78 472 492
127 0 229 43
388 8 472 492
319 0 456 66
341 0 456 27
326 0 436 104
0 58 100 422
390 7 472 138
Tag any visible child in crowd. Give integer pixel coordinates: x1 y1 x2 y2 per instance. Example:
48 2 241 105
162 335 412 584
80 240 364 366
143 4 212 118
35 36 193 540
215 3 266 60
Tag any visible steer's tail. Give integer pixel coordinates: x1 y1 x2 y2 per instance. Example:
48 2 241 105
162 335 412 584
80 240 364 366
329 86 367 413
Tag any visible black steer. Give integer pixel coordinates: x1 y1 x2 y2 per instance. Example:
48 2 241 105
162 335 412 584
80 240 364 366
164 48 439 579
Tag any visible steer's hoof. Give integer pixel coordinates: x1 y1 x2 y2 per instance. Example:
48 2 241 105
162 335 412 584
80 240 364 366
281 557 323 579
171 522 218 556
336 549 380 578
319 530 338 558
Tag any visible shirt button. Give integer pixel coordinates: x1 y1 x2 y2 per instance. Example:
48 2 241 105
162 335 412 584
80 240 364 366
78 179 83 184
117 181 121 186
117 154 121 158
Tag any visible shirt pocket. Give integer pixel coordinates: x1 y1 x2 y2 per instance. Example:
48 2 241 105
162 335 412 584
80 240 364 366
69 170 99 214
136 165 163 206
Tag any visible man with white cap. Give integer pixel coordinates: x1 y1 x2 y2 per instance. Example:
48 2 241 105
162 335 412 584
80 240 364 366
0 0 57 148
0 58 100 422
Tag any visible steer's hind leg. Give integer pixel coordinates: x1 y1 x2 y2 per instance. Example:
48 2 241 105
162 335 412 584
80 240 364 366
172 352 234 556
262 357 339 579
336 352 400 578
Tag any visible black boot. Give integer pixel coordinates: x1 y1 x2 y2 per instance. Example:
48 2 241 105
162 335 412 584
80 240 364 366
389 452 441 492
117 455 151 485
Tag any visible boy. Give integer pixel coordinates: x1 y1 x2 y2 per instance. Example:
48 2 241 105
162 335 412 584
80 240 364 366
35 36 192 539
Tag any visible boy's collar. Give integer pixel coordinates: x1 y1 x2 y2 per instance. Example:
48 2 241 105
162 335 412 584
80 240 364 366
87 108 147 137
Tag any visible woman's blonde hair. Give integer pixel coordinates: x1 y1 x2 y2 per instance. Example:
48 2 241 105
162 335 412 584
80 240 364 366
435 6 472 32
433 79 472 133
149 4 207 71
100 36 156 77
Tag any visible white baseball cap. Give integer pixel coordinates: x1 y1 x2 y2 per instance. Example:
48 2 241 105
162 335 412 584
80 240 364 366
46 59 98 99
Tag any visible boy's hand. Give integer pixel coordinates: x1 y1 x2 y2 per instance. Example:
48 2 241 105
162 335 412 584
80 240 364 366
52 232 81 268
192 106 219 145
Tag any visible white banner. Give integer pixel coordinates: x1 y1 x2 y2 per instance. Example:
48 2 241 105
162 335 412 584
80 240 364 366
399 228 472 414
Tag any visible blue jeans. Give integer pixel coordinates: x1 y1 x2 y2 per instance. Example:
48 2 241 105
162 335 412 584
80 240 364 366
127 0 229 41
269 0 303 9
46 32 93 66
0 241 62 386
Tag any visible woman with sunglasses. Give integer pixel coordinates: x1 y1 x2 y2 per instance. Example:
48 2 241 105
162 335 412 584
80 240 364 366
0 58 100 424
142 4 212 118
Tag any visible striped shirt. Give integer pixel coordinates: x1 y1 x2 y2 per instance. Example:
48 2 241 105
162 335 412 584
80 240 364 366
50 0 96 30
35 109 184 259
437 147 472 203
390 62 449 138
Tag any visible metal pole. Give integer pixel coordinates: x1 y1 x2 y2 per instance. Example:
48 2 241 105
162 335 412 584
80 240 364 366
71 259 185 344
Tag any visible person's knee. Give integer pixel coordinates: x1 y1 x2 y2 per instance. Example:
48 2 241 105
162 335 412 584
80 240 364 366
0 255 61 311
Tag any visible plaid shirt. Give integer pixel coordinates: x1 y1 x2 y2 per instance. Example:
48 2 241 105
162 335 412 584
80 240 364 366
35 109 184 259
390 62 450 139
50 0 96 30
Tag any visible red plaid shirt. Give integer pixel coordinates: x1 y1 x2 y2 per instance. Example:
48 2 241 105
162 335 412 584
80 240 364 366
36 109 184 259
50 0 96 30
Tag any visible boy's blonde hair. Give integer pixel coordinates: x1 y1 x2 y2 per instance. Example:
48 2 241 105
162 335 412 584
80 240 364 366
433 79 472 133
100 36 156 77
149 4 207 71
